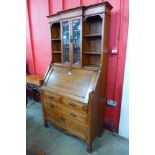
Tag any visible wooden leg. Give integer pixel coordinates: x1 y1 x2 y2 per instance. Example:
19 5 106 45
26 97 28 107
44 119 48 128
87 143 92 153
98 132 102 137
98 129 104 137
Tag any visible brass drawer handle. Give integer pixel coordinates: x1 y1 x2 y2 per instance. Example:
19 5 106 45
48 96 54 100
50 104 55 108
60 117 65 122
70 113 76 118
69 102 76 107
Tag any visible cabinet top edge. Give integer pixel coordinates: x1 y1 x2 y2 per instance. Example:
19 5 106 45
47 1 113 18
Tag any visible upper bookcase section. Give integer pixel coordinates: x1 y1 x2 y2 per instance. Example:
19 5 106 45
47 1 112 71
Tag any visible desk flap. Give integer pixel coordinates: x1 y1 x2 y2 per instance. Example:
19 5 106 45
45 67 98 98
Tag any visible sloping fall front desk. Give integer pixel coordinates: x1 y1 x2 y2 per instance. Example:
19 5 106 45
41 66 106 152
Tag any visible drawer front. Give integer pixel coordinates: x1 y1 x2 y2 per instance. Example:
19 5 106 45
43 91 60 103
44 101 87 124
62 97 87 112
68 118 86 139
45 108 86 139
46 109 68 131
66 111 87 124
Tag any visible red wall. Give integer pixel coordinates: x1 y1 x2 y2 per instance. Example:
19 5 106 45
26 0 129 132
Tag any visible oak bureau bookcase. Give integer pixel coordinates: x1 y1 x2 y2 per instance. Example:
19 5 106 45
41 2 112 153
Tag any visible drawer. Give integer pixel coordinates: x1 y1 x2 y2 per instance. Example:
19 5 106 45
43 91 60 103
44 101 87 124
62 97 87 112
46 109 68 130
68 118 86 139
46 109 86 139
65 111 87 124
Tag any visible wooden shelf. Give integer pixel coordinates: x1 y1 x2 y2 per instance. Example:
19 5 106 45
51 38 61 41
53 63 62 66
84 34 102 37
52 51 61 54
84 52 101 55
83 65 100 71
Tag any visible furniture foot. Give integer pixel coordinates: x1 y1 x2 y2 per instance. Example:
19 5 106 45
26 98 28 107
44 120 48 128
98 129 104 137
98 132 102 137
87 143 92 153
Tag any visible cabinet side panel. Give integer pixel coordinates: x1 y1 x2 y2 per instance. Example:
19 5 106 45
100 13 111 128
87 11 111 144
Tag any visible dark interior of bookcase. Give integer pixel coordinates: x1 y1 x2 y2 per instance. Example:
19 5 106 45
51 22 61 63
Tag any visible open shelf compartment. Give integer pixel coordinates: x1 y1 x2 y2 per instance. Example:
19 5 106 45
83 15 102 68
51 22 62 64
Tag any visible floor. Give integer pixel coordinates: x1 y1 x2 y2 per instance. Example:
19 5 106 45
26 100 129 155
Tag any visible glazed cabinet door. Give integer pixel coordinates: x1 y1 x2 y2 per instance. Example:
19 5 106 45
61 20 70 65
61 17 82 67
71 18 82 67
